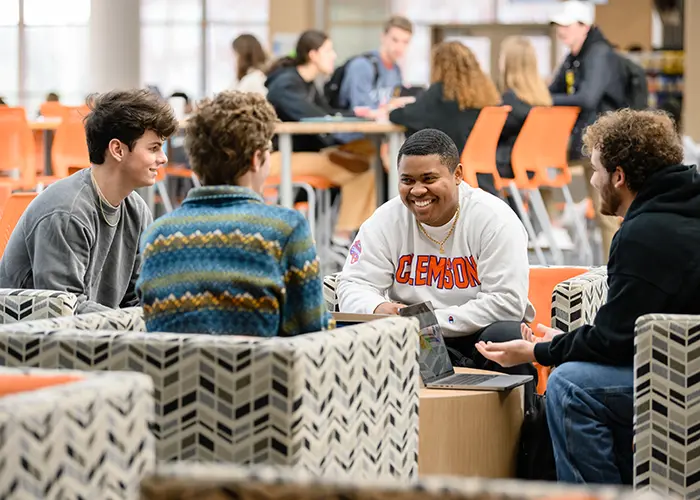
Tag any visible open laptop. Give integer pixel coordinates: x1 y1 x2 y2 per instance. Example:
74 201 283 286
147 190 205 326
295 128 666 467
399 302 532 391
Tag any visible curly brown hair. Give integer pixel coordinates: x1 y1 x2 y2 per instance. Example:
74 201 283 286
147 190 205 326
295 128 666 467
185 91 279 186
84 89 178 165
431 41 501 110
582 109 683 192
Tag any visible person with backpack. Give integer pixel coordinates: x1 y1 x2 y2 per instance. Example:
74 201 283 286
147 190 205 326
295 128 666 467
548 0 630 263
326 15 414 113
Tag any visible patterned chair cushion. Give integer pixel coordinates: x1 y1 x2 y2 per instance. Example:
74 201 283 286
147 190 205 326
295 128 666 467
0 316 420 480
0 367 154 499
141 463 651 500
0 288 78 324
634 313 700 499
551 266 608 331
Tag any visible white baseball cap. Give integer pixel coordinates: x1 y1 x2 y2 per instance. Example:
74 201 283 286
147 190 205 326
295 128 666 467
550 1 595 26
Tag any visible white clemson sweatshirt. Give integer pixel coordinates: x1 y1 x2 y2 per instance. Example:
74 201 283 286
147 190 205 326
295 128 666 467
337 182 535 337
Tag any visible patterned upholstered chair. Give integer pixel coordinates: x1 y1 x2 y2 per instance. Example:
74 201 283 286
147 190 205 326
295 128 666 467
0 366 154 499
140 463 651 500
553 269 700 498
0 288 78 324
0 312 420 480
634 314 700 499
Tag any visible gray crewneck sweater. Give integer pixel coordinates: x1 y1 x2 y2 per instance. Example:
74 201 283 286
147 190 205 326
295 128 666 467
0 168 153 313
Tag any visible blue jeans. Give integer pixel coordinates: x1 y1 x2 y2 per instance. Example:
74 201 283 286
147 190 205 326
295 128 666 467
546 362 634 484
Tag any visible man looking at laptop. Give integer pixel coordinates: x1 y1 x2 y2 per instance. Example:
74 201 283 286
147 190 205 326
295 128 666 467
476 109 700 485
337 128 537 402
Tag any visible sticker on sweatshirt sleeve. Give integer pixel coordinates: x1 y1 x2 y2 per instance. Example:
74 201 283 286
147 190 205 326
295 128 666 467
349 239 362 264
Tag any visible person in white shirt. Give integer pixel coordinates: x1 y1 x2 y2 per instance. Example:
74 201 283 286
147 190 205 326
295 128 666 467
337 128 537 400
232 34 268 96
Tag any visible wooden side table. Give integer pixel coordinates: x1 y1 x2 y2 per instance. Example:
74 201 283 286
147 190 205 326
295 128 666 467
418 368 525 478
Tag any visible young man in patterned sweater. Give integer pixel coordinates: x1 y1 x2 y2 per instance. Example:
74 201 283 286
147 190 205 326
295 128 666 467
136 91 329 336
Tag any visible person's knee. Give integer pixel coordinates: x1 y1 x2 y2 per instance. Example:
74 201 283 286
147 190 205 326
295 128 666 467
478 321 522 344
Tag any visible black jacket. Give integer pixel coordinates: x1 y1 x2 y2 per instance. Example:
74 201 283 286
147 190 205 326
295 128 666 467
389 82 508 197
265 66 351 152
549 27 625 160
389 82 481 155
496 90 533 179
535 164 700 367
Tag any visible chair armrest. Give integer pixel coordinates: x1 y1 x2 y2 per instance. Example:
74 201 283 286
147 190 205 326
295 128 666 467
0 306 145 334
551 267 608 331
0 288 78 323
322 272 341 312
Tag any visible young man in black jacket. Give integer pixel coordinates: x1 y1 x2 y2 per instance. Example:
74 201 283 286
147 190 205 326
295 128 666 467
476 109 700 485
549 0 626 262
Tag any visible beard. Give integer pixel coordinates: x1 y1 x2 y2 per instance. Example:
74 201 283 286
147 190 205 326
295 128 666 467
599 180 622 217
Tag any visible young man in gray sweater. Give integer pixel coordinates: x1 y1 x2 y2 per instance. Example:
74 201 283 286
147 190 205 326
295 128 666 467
0 89 178 313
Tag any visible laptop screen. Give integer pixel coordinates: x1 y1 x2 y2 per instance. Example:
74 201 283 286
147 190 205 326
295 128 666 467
399 302 455 384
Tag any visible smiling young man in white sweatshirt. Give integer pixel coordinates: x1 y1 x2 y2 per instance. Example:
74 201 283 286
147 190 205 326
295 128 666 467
337 128 537 398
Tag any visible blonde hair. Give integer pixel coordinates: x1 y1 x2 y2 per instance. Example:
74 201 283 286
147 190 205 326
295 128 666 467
499 36 552 106
431 41 501 111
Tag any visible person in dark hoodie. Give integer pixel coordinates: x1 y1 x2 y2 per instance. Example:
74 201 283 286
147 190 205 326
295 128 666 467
475 109 700 485
549 1 626 262
265 30 378 243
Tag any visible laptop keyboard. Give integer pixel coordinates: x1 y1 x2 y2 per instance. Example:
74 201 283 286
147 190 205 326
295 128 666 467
441 373 498 386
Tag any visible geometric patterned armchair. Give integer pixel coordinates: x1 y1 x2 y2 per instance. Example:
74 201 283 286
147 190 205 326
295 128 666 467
0 312 421 480
0 288 78 324
0 366 154 499
634 314 700 499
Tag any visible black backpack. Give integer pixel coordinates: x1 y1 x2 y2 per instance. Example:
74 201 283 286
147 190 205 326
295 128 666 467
324 52 380 109
516 393 557 481
616 53 649 110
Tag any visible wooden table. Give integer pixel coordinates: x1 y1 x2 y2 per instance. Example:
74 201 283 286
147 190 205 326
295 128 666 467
29 119 406 209
419 368 525 478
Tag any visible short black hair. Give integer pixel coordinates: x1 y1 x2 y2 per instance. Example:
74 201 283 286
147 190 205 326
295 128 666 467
84 89 178 165
397 128 460 172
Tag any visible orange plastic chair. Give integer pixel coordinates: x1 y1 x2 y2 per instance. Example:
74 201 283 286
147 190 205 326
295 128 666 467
530 106 579 189
528 265 588 394
51 106 91 178
39 101 66 119
0 192 38 257
0 106 38 191
461 105 511 192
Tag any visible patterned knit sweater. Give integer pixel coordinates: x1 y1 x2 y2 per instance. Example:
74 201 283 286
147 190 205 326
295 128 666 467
135 186 330 336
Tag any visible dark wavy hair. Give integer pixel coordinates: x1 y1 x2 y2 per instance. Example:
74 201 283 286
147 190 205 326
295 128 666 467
84 89 178 165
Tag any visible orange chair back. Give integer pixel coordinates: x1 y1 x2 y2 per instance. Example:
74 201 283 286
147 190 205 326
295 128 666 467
0 107 37 190
0 192 38 257
511 106 580 190
39 101 66 118
0 185 13 220
532 106 579 188
51 106 90 178
461 106 511 192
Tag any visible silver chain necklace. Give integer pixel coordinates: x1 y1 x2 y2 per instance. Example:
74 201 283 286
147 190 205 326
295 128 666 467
90 170 120 228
